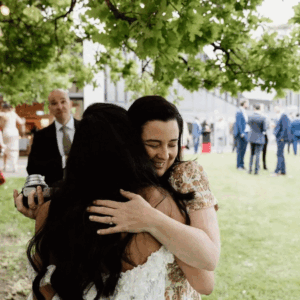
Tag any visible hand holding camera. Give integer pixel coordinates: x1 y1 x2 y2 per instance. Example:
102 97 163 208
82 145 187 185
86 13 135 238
13 175 52 220
21 175 52 208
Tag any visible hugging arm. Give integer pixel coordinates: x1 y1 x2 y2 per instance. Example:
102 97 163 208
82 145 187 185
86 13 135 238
89 162 220 272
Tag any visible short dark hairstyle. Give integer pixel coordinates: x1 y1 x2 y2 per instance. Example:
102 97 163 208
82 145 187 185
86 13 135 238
27 103 161 299
254 103 261 110
240 99 248 107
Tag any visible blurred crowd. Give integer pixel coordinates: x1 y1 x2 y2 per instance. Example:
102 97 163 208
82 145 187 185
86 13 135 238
183 99 299 175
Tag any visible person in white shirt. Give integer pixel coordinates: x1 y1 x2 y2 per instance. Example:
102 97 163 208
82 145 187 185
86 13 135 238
27 89 80 186
0 103 26 172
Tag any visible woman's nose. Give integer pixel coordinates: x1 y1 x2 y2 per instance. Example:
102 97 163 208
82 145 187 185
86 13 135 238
157 146 169 160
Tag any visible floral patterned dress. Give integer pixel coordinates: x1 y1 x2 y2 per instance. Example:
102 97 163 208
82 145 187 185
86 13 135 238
165 160 218 300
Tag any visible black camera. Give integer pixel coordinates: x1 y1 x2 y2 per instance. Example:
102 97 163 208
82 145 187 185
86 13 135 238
21 175 52 208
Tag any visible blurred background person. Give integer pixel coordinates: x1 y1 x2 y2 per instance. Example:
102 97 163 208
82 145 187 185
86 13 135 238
235 99 250 170
261 104 270 170
215 116 227 154
0 128 6 157
247 104 267 175
181 120 191 157
271 106 290 177
287 112 295 154
229 120 237 153
291 113 300 155
201 120 211 153
0 103 25 172
192 117 202 154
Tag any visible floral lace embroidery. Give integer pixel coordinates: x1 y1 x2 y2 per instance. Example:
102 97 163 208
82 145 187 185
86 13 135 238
27 246 174 300
169 161 217 213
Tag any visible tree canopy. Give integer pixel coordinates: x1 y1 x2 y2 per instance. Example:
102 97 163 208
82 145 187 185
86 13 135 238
0 0 94 104
1 0 300 104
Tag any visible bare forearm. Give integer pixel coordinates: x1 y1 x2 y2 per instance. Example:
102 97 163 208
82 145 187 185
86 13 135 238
147 209 219 271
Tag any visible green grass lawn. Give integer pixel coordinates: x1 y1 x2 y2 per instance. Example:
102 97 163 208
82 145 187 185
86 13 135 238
0 149 299 299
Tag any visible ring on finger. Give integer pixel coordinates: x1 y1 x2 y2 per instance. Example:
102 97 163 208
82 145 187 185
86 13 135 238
109 216 114 225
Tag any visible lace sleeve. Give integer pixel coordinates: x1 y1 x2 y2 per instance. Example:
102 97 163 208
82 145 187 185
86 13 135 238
169 161 218 213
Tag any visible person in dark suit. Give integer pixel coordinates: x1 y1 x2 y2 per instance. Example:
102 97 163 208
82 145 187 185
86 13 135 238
235 99 250 170
27 89 80 186
231 122 238 152
287 113 294 154
247 104 267 175
271 106 291 176
192 117 202 154
291 113 300 155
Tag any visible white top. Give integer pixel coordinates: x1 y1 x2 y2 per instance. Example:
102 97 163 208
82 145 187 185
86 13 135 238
240 107 250 133
54 116 75 168
27 246 174 300
0 111 25 137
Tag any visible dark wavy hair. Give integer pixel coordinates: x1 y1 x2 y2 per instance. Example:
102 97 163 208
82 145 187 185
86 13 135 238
128 95 218 212
27 103 161 299
128 96 197 225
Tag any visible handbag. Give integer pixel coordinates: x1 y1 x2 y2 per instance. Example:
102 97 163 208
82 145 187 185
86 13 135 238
0 171 6 185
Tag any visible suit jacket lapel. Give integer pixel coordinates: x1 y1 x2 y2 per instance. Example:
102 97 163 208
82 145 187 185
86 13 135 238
47 122 61 159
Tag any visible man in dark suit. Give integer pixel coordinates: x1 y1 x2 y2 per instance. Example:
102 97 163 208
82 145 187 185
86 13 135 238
234 99 250 170
271 106 291 176
247 104 267 175
27 89 80 186
291 113 300 155
192 117 202 154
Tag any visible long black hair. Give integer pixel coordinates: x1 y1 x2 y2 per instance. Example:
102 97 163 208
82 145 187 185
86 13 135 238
128 96 195 225
27 103 160 299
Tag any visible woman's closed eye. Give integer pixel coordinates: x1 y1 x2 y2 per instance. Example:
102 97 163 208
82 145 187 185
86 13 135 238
168 144 177 148
146 144 159 148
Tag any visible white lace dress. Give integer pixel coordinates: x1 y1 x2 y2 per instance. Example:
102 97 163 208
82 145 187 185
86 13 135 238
27 246 174 300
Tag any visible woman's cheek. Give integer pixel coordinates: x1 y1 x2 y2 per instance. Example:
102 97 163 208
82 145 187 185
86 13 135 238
145 146 155 159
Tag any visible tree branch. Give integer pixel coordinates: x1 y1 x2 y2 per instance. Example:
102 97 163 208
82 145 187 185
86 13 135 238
53 0 77 45
105 0 137 24
142 59 151 73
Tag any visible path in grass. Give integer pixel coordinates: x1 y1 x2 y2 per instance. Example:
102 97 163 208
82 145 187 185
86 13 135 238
0 149 299 299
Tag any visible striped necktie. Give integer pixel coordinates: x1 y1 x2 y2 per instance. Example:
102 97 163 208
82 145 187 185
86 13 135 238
61 125 72 156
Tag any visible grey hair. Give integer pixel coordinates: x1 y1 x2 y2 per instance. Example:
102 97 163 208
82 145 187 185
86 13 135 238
48 89 70 99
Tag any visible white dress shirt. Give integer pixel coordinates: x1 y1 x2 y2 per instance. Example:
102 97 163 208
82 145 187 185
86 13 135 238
54 116 75 169
241 107 251 133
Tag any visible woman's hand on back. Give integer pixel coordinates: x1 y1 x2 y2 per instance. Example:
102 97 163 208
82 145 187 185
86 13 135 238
87 189 157 234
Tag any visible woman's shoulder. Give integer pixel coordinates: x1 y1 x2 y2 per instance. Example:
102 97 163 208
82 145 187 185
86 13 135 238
170 160 204 180
169 161 217 211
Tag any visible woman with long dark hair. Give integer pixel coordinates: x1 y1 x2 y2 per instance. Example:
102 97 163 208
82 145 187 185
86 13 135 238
15 97 220 299
88 96 220 299
19 103 192 299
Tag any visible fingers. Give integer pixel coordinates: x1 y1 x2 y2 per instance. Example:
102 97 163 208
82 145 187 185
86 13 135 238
87 206 116 216
97 227 122 235
119 189 137 199
36 186 45 206
92 200 121 208
28 189 37 209
89 215 116 225
13 189 19 205
14 190 27 215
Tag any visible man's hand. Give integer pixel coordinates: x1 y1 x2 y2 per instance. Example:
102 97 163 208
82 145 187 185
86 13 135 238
13 186 45 220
